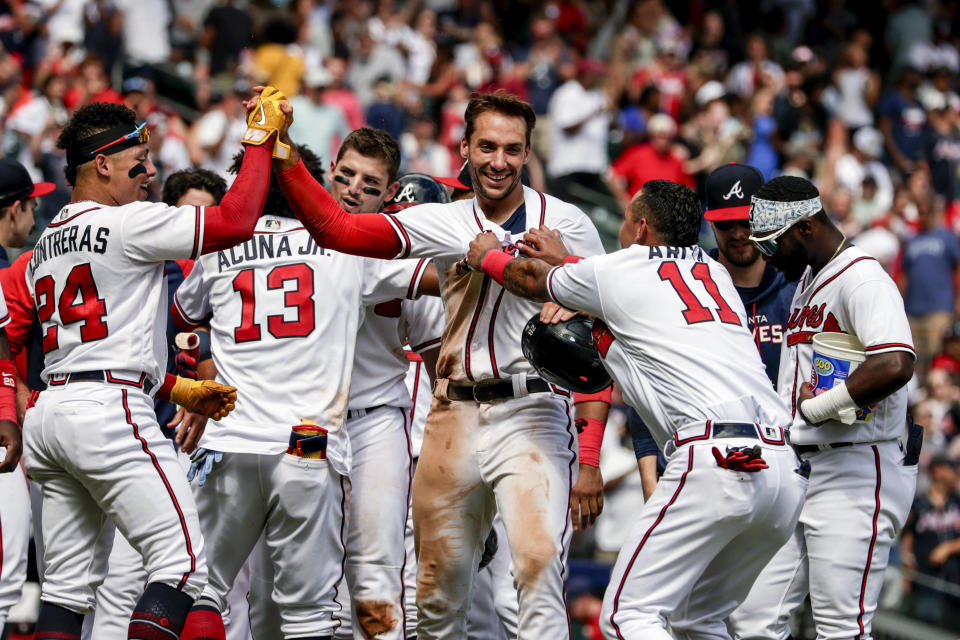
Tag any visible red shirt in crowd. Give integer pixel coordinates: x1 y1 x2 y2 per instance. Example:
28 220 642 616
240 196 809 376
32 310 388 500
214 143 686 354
610 143 695 197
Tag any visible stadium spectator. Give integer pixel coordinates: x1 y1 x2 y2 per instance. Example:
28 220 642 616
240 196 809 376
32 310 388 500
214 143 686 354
607 114 693 208
289 67 351 164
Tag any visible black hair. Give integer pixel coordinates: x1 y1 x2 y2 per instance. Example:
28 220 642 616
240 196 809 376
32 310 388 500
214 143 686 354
57 102 138 186
336 128 402 184
161 169 228 206
631 180 702 246
753 175 820 204
228 144 324 218
464 91 536 147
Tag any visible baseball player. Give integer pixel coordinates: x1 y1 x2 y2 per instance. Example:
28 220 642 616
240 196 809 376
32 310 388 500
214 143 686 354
172 143 431 640
728 176 919 639
273 93 605 639
466 179 808 638
22 90 285 639
0 158 53 634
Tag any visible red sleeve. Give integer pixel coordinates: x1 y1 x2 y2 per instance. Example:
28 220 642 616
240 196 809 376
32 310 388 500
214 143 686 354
0 252 37 356
278 159 402 260
573 385 612 405
200 144 273 254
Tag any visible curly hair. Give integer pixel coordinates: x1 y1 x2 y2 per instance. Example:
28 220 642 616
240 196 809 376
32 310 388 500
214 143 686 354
631 180 702 247
161 169 227 206
335 128 401 184
228 144 324 219
57 102 138 186
753 175 820 205
464 91 536 147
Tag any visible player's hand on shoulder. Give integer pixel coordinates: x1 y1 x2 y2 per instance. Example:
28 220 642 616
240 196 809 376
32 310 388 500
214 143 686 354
540 301 577 325
0 419 21 472
170 376 237 421
519 225 569 266
570 463 604 531
466 231 501 271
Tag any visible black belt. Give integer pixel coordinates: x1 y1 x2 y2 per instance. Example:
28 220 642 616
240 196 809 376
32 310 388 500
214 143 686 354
447 377 552 403
48 370 157 393
794 442 854 456
347 404 387 420
711 422 761 439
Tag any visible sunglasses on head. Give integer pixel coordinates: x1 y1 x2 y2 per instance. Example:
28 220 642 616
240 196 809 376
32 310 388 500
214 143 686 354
712 219 751 231
90 122 150 155
749 222 798 257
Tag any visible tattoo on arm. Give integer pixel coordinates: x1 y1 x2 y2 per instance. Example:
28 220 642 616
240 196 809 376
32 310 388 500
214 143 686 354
501 257 552 302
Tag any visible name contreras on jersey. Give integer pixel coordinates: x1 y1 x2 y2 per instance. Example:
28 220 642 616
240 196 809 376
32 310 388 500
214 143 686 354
647 245 706 261
29 225 109 272
216 233 330 272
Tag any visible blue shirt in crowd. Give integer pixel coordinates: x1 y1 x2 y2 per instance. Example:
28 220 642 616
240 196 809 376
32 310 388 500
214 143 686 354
903 227 960 315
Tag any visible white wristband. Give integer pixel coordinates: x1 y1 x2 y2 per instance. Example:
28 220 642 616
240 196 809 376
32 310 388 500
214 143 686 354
800 383 859 425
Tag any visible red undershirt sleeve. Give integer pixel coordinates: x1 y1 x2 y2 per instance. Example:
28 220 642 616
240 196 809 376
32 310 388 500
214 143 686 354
277 159 402 259
200 144 272 254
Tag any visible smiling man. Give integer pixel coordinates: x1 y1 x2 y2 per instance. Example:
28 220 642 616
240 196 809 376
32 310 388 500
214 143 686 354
273 92 605 639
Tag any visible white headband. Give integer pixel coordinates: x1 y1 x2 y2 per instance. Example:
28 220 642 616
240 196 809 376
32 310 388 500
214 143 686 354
749 195 822 235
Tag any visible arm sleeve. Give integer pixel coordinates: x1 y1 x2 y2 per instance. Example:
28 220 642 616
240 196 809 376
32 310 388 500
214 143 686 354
278 159 403 259
0 280 9 329
200 144 273 253
171 260 211 330
846 276 916 358
0 255 33 354
545 257 605 318
627 408 661 460
404 295 444 353
361 258 430 305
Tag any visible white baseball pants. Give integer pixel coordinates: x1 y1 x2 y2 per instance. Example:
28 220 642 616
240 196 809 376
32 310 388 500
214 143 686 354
23 383 207 611
0 466 29 632
728 440 918 640
413 392 577 640
600 437 807 640
192 451 344 639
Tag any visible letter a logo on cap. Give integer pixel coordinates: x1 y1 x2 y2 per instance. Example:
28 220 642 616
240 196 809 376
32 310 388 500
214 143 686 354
722 180 744 201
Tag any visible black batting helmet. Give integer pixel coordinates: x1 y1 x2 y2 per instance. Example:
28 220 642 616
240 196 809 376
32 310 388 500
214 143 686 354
521 314 612 394
383 173 450 212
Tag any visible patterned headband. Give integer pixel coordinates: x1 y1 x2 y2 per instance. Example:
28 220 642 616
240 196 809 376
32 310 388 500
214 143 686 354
749 195 823 236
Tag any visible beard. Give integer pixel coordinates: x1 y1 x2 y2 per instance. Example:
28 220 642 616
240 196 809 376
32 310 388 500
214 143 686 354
470 165 522 202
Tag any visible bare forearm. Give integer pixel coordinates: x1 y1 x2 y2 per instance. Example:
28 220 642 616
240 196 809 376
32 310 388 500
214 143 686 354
501 257 553 302
846 352 913 407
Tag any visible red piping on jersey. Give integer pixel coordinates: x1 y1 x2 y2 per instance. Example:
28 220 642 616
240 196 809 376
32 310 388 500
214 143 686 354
805 256 877 300
407 258 427 299
0 313 10 326
409 359 423 424
105 370 147 388
610 447 694 640
791 358 800 418
857 445 882 638
411 337 441 352
757 424 786 445
674 421 712 446
558 404 576 640
550 384 571 397
537 191 547 226
864 342 915 354
171 296 202 330
487 289 506 378
191 206 202 259
47 206 101 228
464 276 492 381
471 202 484 231
332 475 349 619
121 389 196 590
387 214 412 259
546 267 561 303
398 410 413 637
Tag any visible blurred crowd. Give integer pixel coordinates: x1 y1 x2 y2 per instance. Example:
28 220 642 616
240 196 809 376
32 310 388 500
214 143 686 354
1 0 960 634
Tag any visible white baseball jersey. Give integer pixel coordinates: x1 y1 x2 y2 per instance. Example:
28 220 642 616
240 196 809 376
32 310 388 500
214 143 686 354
779 246 915 445
402 295 445 456
383 186 604 382
173 215 416 453
348 258 436 410
26 200 204 384
0 282 9 328
546 244 792 449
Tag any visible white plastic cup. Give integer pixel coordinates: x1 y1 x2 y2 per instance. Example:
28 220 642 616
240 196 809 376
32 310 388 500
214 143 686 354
811 333 865 394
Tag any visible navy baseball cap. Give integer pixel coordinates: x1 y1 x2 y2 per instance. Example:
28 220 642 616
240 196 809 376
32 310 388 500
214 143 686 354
704 163 764 221
0 158 55 208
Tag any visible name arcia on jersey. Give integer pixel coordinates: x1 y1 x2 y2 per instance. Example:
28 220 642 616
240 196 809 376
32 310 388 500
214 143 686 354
29 225 109 272
216 233 330 272
647 245 706 261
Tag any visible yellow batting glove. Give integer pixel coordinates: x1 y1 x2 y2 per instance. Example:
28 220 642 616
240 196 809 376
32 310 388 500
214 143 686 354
169 377 237 421
242 86 292 160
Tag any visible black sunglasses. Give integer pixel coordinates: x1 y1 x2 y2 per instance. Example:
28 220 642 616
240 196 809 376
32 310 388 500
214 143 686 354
713 219 751 231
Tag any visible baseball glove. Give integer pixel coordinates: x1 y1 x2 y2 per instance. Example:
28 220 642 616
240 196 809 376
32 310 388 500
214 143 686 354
169 376 236 420
712 445 768 473
242 85 292 159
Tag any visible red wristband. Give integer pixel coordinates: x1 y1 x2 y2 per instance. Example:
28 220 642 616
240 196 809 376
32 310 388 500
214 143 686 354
575 417 605 467
562 255 584 265
0 359 18 424
156 373 177 401
573 385 612 405
480 250 513 286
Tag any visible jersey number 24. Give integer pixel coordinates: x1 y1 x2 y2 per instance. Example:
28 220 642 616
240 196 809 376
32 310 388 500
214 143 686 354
34 263 108 353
